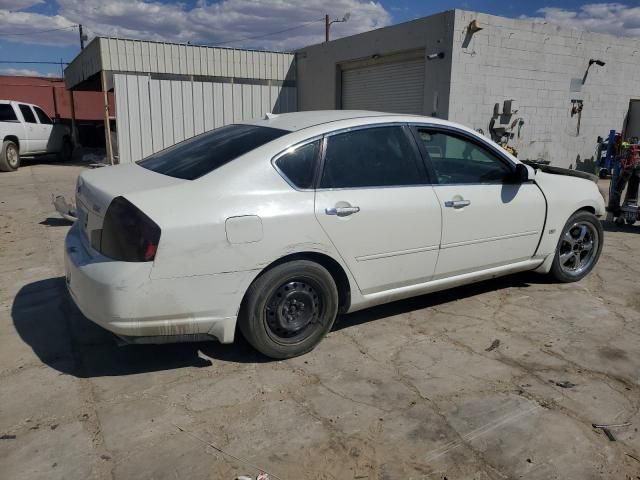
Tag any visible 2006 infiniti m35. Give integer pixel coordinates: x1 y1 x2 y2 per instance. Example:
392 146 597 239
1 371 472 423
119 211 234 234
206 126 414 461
65 111 605 358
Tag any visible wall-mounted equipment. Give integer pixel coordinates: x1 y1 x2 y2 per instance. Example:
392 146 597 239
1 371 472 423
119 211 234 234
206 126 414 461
426 52 445 60
582 59 606 84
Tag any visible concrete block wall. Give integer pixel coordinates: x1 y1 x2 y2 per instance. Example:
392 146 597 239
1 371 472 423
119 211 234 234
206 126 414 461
449 10 640 169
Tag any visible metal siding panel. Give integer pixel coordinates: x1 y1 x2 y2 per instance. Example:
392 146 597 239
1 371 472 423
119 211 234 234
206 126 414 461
341 59 425 114
100 38 111 70
223 83 233 125
127 75 143 161
114 74 131 163
183 81 194 138
171 81 184 143
214 83 224 127
186 44 194 74
207 48 215 76
137 76 153 158
133 41 143 71
157 43 166 73
242 50 249 78
241 84 251 119
149 79 164 152
160 80 174 147
251 84 262 118
193 81 205 135
234 49 241 78
203 82 214 131
141 42 150 72
192 47 201 75
125 40 135 71
270 85 280 113
288 87 297 112
233 83 243 121
171 44 180 74
219 49 227 77
261 85 270 117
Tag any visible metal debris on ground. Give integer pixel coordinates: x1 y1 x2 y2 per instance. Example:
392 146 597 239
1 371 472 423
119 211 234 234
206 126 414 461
550 380 577 389
592 422 632 442
485 339 500 351
52 195 77 222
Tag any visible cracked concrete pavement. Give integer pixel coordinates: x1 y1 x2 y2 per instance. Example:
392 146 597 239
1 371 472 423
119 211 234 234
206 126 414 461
1 161 639 479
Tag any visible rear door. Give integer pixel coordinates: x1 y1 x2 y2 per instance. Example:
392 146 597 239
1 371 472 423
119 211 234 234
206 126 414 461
412 126 546 277
17 104 40 153
314 124 442 295
32 106 56 152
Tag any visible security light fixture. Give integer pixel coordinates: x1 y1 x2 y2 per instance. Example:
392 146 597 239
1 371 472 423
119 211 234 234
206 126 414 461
582 58 606 84
427 52 445 60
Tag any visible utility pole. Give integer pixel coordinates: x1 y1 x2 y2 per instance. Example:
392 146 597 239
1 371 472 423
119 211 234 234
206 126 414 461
79 24 85 50
324 13 350 43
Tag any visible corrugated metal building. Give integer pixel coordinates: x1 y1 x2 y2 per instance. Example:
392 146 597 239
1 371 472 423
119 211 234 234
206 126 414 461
64 37 297 163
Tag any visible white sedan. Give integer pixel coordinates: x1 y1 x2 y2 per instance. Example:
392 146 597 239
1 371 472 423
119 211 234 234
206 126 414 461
65 111 605 358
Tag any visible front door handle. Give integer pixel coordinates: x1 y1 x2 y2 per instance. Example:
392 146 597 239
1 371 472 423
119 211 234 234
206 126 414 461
444 199 471 208
325 206 360 217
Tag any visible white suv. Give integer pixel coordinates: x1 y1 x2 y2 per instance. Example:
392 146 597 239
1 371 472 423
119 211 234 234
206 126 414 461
0 100 73 171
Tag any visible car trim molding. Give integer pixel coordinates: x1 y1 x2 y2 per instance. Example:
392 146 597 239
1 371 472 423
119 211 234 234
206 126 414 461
440 230 540 249
356 244 439 262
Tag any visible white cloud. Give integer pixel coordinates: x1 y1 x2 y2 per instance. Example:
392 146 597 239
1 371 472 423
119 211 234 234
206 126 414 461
0 0 44 11
0 67 55 76
0 0 391 50
524 3 640 37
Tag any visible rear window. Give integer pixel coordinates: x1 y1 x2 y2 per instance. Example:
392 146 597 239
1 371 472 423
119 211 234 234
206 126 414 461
137 124 289 180
0 104 18 122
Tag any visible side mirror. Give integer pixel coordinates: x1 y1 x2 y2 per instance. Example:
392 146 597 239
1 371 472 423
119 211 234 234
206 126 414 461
514 163 529 182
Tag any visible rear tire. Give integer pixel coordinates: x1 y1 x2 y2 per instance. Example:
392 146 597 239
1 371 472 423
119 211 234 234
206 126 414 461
549 211 603 283
0 140 20 172
57 137 73 162
239 260 339 359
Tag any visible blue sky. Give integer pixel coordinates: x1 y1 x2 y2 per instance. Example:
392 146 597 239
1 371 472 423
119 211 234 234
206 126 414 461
0 1 638 77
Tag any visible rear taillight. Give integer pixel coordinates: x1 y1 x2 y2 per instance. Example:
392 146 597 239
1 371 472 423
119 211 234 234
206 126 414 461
97 197 161 262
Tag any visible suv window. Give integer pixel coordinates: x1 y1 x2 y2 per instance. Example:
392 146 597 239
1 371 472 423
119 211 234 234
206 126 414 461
274 140 319 189
0 104 18 122
19 105 37 124
320 126 424 188
138 124 288 180
34 106 53 125
415 129 512 184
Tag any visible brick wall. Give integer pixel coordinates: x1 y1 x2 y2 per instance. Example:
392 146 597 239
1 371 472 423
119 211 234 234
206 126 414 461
449 10 640 169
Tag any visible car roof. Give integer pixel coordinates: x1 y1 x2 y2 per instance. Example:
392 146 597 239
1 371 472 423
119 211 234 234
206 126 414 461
243 110 411 132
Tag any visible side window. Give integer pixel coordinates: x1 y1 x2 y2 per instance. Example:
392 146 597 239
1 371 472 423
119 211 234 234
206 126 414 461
275 140 319 189
0 104 18 122
416 129 512 184
19 105 37 124
34 107 53 125
320 126 424 188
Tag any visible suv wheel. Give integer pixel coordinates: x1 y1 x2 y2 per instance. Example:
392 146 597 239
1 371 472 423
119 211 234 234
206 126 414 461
239 260 339 359
0 140 20 172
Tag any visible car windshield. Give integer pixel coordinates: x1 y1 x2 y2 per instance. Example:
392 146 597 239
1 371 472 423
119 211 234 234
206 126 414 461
137 124 289 180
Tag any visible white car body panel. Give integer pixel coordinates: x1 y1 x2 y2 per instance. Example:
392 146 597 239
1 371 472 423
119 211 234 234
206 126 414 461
64 111 605 344
0 100 70 156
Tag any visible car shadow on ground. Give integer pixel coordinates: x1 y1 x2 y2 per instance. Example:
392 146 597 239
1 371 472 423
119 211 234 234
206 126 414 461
601 219 640 234
12 273 548 378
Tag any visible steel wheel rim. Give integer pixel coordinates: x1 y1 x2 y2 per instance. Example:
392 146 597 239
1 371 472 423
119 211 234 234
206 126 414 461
7 145 18 167
558 221 599 276
264 278 324 344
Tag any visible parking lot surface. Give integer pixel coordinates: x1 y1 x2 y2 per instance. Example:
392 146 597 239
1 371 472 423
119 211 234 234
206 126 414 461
1 161 639 479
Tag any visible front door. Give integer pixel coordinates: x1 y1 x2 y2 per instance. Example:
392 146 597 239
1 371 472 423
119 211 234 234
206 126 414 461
17 104 39 153
314 125 442 295
412 126 546 278
32 106 56 152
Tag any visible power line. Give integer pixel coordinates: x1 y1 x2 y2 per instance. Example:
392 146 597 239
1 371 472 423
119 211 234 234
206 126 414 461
0 60 70 65
215 18 324 46
0 25 77 38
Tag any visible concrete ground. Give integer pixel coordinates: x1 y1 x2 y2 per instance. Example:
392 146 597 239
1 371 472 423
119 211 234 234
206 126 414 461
1 160 639 480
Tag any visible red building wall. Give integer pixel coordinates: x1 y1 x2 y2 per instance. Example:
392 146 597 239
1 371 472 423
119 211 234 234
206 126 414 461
0 75 113 121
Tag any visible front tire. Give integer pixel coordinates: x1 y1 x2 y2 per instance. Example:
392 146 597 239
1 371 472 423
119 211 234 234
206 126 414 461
549 211 603 282
239 260 339 359
0 140 20 172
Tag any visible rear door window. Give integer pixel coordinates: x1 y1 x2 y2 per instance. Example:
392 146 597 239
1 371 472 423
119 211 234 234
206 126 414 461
0 104 18 122
34 107 53 124
137 124 289 180
19 104 37 124
319 126 426 188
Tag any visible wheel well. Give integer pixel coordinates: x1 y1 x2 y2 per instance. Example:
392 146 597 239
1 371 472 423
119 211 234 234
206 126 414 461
3 136 19 150
576 206 596 215
251 252 352 314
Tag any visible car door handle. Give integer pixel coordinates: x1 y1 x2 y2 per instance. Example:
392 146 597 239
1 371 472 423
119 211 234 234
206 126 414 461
325 206 360 216
444 199 471 208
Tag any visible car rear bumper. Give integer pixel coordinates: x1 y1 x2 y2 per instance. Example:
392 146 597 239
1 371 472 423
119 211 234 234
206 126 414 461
64 222 252 343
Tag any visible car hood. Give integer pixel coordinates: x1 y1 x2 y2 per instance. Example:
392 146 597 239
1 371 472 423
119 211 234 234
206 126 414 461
522 161 598 183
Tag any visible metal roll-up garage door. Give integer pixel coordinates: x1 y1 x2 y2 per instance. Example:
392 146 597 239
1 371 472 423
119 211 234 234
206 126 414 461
341 57 425 114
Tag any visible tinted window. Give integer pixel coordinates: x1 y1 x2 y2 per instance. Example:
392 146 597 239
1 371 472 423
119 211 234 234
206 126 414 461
416 129 512 184
0 104 18 122
138 124 288 180
34 107 52 124
275 141 319 189
19 105 37 124
320 126 424 188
